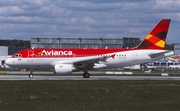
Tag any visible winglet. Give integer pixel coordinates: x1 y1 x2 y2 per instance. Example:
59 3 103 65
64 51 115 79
136 19 171 49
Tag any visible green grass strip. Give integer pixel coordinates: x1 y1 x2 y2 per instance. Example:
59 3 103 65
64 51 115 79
0 80 180 111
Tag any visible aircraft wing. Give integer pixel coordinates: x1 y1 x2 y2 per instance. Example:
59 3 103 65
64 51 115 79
51 54 114 69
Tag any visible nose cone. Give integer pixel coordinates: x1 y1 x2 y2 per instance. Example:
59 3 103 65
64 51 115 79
5 59 12 66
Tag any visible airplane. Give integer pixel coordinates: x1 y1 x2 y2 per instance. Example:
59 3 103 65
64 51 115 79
166 55 180 62
5 19 174 78
0 64 11 69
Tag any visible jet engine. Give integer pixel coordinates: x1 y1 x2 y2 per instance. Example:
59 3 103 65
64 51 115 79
54 64 75 75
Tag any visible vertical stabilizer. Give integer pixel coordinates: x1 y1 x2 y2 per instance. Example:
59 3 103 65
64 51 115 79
136 19 171 49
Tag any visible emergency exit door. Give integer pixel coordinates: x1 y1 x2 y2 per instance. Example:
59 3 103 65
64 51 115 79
28 50 34 62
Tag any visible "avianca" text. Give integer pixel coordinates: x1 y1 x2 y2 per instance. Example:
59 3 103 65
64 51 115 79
41 50 73 56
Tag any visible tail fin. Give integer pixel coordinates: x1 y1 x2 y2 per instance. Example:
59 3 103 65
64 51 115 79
136 19 171 49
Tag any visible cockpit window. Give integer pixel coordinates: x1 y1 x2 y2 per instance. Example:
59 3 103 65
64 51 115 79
13 54 22 58
14 54 18 57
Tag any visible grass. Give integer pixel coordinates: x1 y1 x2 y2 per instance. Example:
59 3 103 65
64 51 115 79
0 80 180 111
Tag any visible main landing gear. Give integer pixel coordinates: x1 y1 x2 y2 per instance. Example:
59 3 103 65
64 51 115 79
29 68 33 78
82 71 90 78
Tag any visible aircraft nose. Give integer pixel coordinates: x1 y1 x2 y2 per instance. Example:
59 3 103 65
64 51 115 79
5 59 12 66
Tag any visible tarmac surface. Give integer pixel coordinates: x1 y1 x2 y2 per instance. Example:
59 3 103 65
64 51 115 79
1 75 180 80
0 71 180 80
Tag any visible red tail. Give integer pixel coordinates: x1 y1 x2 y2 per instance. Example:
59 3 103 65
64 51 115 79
136 19 171 49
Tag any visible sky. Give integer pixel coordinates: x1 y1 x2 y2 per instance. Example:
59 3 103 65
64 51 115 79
0 0 180 43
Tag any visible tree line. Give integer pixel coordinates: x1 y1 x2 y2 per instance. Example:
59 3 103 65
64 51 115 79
0 39 30 48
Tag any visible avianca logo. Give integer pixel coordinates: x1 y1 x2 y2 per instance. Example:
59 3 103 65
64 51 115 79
40 50 73 56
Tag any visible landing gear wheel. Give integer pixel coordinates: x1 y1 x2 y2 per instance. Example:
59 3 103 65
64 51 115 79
83 73 90 78
29 74 33 78
29 68 33 78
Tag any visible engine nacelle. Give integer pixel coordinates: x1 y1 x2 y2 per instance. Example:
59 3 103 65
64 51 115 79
54 64 74 75
93 63 107 69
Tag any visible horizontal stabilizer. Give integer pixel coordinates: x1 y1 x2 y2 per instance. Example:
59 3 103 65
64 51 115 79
149 50 174 58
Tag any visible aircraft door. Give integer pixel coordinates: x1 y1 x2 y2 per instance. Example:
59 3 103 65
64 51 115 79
132 51 138 61
28 50 34 62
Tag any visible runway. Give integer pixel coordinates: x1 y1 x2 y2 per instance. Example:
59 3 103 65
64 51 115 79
1 71 180 80
1 75 180 80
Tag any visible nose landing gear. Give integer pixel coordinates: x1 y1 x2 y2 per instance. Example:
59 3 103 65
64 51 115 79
29 68 33 78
